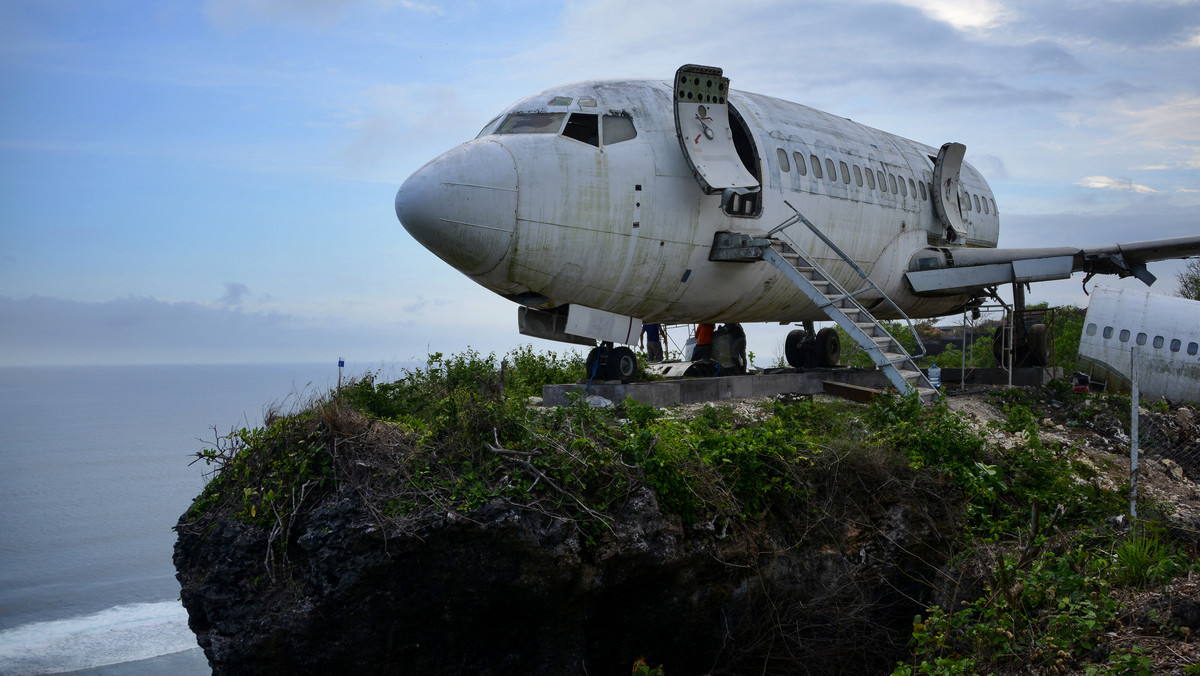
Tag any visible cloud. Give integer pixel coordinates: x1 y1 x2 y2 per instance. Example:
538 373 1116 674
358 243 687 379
394 0 444 15
1019 0 1200 49
890 0 1014 33
0 295 387 366
340 83 481 172
1110 96 1200 170
0 289 549 367
1076 176 1157 193
1001 197 1199 247
218 282 251 306
202 0 443 33
203 0 354 32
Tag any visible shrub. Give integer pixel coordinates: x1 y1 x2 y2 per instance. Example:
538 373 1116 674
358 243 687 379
897 546 1120 674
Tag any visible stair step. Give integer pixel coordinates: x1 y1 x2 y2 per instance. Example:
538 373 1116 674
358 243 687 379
761 222 940 404
917 388 940 403
856 324 889 338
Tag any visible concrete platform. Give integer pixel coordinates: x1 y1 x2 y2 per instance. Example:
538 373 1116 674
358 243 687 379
542 366 1060 408
939 367 1061 387
542 367 893 408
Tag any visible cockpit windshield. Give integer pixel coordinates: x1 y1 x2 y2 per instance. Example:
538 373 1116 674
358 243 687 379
495 112 565 134
486 110 637 147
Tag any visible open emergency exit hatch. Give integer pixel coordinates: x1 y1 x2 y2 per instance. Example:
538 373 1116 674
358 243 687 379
673 65 761 207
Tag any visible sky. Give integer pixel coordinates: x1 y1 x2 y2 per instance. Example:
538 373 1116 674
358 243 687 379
1 0 1198 367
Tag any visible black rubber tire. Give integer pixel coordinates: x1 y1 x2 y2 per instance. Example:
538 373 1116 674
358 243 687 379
585 347 603 380
609 346 638 383
815 327 841 367
784 329 808 367
731 336 748 374
1025 323 1050 367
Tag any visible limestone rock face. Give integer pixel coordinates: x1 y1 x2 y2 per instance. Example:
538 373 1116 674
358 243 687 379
176 474 961 675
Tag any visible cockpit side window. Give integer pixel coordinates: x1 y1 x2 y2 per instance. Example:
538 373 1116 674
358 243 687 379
561 113 637 147
562 113 599 146
475 114 503 139
495 112 566 134
602 114 637 145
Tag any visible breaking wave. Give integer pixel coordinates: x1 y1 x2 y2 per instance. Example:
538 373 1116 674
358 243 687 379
0 601 197 675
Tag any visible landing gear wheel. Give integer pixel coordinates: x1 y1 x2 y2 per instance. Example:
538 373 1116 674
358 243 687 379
815 327 841 367
731 336 748 374
785 329 809 368
585 346 604 381
609 346 637 383
1025 323 1050 367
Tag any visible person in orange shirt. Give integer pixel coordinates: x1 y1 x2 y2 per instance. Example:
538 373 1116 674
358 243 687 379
693 322 715 361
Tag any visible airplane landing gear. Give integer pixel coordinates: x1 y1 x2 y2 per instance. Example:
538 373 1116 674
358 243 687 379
992 282 1051 368
992 322 1050 367
585 342 637 384
815 327 841 366
785 324 840 368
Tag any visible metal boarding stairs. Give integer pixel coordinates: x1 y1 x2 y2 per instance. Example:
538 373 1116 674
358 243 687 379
711 202 940 403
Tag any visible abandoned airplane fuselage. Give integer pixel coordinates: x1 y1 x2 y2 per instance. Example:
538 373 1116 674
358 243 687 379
395 65 1200 359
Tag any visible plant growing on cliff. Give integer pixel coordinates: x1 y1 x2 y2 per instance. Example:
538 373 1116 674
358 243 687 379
898 545 1122 674
189 412 334 528
184 349 915 551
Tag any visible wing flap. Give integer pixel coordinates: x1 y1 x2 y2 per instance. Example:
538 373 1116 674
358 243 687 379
904 235 1200 295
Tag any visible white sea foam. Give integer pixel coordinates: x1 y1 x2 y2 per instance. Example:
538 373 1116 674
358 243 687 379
0 601 197 675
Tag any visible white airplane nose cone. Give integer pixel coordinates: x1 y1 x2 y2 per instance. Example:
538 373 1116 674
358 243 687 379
395 140 518 276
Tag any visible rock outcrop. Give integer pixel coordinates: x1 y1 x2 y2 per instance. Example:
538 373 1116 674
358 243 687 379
175 453 962 675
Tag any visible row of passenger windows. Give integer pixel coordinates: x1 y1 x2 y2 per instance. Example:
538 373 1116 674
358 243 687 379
485 111 638 147
774 147 997 215
481 111 999 216
1087 323 1200 355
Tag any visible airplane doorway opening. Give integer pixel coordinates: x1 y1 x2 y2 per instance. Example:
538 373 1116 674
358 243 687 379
725 105 761 218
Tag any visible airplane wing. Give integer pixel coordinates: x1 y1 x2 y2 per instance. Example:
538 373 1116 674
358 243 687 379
905 236 1200 295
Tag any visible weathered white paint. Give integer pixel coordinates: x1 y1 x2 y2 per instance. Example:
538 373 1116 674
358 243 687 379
393 69 1200 344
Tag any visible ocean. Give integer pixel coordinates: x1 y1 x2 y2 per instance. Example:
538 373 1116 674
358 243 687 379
0 363 392 675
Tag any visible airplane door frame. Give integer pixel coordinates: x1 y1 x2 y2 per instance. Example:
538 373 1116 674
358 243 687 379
673 64 761 200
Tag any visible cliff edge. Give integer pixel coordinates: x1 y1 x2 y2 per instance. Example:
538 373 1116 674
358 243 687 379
175 354 1200 674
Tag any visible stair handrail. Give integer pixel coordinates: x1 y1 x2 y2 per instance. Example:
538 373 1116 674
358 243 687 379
768 201 926 359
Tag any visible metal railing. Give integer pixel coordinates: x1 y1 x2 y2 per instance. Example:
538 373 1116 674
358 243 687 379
768 201 926 359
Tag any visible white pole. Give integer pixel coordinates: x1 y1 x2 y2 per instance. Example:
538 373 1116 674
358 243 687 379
1130 347 1139 522
1007 315 1014 388
960 310 967 392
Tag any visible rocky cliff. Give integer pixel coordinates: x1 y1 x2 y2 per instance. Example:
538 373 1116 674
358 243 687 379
176 366 1200 675
174 389 964 675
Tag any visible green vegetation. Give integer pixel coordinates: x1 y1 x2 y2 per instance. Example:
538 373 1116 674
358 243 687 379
184 347 1199 673
892 386 1199 675
836 305 1086 371
1178 258 1200 301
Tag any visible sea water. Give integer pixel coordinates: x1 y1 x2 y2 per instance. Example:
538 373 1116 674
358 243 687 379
0 363 391 675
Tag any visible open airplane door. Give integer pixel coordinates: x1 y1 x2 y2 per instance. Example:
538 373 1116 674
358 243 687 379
932 142 968 243
674 65 760 196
